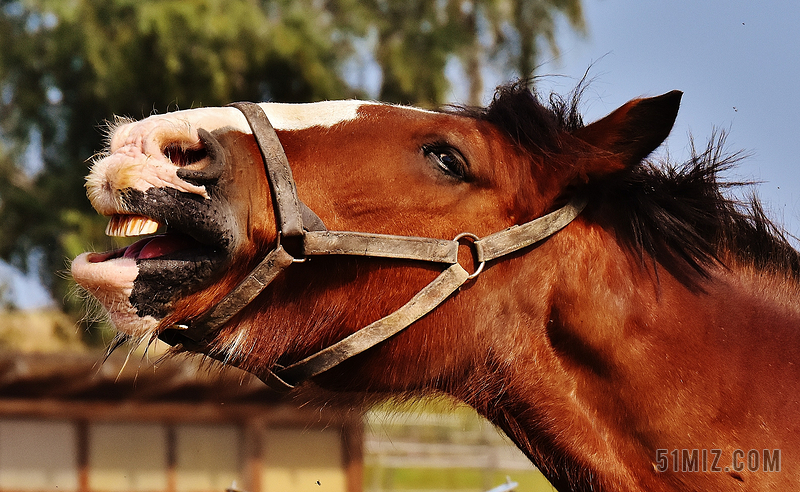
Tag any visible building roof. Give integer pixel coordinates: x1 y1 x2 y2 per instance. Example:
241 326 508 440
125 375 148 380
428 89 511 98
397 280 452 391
0 350 285 405
0 311 359 425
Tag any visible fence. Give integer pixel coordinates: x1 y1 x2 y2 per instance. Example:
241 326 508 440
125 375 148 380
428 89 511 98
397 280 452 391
363 401 555 492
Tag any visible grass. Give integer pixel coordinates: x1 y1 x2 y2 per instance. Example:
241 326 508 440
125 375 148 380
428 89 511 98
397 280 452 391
364 466 557 492
365 397 558 492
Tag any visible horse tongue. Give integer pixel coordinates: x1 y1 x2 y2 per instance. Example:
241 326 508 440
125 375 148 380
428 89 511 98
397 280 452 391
124 234 197 260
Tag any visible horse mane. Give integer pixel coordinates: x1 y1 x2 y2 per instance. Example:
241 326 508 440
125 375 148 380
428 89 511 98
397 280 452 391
452 80 800 285
450 80 584 154
593 142 800 285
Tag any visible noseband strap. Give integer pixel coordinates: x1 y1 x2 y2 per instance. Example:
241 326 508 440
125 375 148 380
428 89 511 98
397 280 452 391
159 102 587 391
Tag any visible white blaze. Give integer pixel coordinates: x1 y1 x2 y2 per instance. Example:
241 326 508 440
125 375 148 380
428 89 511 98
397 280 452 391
259 100 367 130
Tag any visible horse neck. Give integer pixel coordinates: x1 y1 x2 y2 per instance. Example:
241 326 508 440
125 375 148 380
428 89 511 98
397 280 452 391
449 220 800 491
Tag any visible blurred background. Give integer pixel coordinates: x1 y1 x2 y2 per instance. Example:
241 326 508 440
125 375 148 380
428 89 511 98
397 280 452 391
0 1 797 492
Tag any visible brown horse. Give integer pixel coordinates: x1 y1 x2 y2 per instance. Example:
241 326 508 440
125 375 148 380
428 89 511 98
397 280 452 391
72 81 800 491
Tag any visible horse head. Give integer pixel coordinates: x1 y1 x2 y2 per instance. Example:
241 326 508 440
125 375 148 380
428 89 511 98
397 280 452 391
73 83 680 390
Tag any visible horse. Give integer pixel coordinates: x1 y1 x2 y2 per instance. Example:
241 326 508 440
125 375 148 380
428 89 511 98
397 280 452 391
71 81 800 491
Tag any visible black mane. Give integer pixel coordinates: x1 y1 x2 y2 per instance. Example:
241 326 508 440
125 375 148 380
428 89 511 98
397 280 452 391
594 140 800 284
455 81 800 283
452 80 583 154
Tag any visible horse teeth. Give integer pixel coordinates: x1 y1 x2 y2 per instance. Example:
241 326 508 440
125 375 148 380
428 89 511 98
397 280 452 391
105 215 161 237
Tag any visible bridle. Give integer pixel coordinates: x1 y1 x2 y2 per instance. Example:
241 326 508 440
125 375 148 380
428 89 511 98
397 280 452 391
159 102 587 392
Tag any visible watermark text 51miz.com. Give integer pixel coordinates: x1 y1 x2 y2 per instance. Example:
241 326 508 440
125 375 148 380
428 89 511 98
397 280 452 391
656 449 781 473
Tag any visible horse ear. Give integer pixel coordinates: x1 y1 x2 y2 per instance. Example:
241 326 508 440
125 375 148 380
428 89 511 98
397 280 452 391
573 90 682 175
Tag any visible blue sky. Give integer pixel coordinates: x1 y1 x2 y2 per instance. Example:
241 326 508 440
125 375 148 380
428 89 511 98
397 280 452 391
476 0 800 239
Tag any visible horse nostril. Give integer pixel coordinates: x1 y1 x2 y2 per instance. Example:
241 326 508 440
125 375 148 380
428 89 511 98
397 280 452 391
164 142 208 167
175 128 226 186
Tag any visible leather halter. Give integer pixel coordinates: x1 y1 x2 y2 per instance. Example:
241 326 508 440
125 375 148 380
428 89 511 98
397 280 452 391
159 102 587 392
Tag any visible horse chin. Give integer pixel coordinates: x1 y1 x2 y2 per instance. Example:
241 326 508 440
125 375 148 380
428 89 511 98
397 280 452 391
71 253 159 338
70 239 228 337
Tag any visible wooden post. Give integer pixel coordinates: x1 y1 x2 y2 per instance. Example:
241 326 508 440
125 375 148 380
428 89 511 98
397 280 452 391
341 415 364 492
166 425 177 492
76 420 89 492
243 418 263 492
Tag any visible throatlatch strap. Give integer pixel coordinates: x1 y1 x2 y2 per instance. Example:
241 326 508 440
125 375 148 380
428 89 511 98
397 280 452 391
260 263 471 389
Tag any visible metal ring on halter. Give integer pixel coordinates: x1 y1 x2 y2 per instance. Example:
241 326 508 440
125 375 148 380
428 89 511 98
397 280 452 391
275 231 307 263
452 232 486 280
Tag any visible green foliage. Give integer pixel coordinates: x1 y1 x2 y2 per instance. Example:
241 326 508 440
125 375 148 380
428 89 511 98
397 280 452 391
0 0 583 341
367 0 586 105
364 467 556 492
0 0 358 334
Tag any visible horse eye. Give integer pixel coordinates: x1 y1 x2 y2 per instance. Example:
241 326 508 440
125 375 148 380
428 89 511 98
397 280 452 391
424 145 468 180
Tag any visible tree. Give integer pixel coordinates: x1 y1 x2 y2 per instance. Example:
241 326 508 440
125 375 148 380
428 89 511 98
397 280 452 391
361 0 586 105
0 0 361 339
0 0 584 341
468 0 586 104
